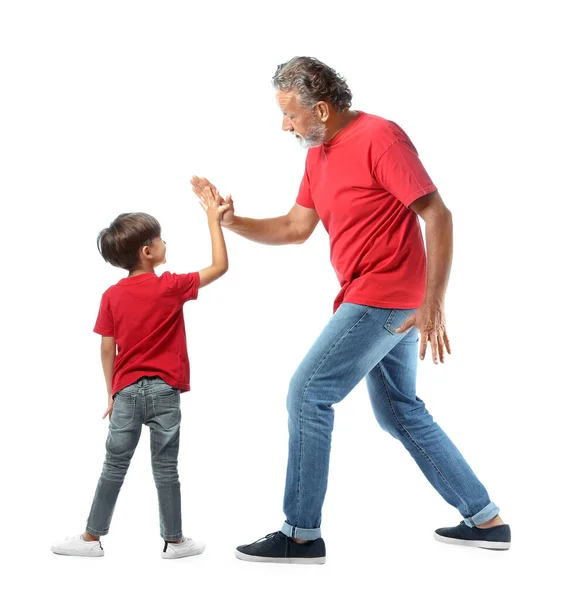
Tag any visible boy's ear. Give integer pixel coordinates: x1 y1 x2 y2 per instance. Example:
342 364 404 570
141 245 152 259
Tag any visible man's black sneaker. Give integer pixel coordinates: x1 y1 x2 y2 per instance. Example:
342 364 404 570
235 531 326 564
434 521 511 550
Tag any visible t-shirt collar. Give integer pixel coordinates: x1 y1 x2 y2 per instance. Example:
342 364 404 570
323 110 365 147
117 273 157 286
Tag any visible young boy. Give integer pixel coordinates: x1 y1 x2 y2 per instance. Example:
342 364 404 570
51 187 229 559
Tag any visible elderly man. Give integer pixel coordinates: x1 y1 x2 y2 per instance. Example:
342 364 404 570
192 56 510 564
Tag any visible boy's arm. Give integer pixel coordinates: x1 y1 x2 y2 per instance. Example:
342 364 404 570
101 336 116 419
198 189 229 289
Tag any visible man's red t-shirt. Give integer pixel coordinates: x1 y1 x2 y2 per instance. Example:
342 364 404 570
296 111 437 312
94 271 200 396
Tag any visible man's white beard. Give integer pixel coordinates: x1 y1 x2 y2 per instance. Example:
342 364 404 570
293 120 327 149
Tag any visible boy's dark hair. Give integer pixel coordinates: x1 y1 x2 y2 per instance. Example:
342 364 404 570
97 212 161 271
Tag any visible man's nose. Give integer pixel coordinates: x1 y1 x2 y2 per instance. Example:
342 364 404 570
282 115 293 132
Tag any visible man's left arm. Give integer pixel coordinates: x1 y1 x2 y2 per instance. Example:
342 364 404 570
396 190 453 364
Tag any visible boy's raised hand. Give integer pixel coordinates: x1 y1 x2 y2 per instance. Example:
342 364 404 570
191 175 235 225
200 186 231 222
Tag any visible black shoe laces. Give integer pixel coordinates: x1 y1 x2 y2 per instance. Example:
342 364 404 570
245 532 280 547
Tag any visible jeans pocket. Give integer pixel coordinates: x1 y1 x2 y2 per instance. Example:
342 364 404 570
383 309 416 335
110 393 136 429
151 388 181 431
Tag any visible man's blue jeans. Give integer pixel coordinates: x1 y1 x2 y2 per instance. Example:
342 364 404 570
281 303 499 541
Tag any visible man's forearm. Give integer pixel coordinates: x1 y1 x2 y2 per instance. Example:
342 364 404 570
423 210 453 305
223 215 301 245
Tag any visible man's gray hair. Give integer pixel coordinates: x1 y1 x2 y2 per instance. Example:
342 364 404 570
272 57 352 111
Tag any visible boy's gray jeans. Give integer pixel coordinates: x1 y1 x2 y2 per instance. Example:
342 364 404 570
86 376 183 540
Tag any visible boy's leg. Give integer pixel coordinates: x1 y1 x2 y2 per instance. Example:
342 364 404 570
365 325 501 527
86 387 142 537
145 379 183 542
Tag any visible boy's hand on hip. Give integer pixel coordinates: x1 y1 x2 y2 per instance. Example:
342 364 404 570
396 302 451 364
102 396 114 420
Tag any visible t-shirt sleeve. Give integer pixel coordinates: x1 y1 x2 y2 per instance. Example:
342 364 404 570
295 164 315 209
94 293 114 337
374 139 437 208
167 272 200 303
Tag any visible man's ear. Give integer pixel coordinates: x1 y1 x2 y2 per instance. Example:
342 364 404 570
316 101 330 123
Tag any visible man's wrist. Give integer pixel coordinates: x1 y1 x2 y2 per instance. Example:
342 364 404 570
422 295 445 308
221 219 236 230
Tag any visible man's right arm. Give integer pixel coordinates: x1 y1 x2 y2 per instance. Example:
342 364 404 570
191 176 320 245
224 203 320 246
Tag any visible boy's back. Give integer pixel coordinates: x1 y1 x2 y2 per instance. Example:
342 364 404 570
95 271 200 395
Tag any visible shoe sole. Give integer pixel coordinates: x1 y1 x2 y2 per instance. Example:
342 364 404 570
433 533 510 551
234 550 325 564
51 547 104 557
161 548 205 559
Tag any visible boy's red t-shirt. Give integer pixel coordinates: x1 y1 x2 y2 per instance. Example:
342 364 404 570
94 271 200 396
296 111 437 312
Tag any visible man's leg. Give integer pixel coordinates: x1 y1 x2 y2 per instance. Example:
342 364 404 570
365 325 510 549
235 304 417 563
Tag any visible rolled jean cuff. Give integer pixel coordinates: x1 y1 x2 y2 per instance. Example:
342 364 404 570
281 521 321 541
85 526 108 536
464 502 500 527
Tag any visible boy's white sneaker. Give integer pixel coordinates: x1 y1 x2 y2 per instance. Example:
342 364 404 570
161 537 205 559
51 534 104 557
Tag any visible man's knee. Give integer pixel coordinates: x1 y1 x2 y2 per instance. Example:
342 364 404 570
287 369 345 414
373 409 402 439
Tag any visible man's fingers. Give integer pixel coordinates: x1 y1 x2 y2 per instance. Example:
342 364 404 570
191 175 210 187
190 177 204 193
191 176 215 196
395 317 414 334
443 330 452 354
419 334 427 360
437 332 446 363
192 185 207 200
429 331 439 364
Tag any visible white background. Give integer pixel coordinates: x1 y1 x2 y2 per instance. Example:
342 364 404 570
1 1 564 598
